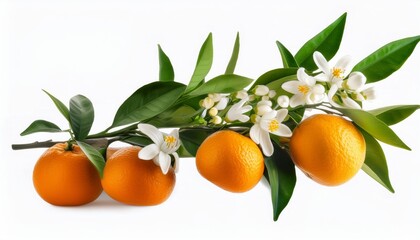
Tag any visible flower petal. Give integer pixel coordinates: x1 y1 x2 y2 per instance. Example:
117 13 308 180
138 144 160 160
138 124 164 145
260 130 274 156
271 123 293 137
327 84 342 108
347 72 366 91
238 115 250 123
172 152 180 173
289 94 306 108
282 81 301 94
215 97 229 110
276 109 288 122
335 55 351 71
159 151 171 175
313 51 330 75
342 97 361 109
250 125 261 144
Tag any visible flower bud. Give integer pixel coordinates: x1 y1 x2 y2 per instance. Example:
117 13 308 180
235 90 248 99
208 107 218 117
277 95 290 108
200 97 214 109
209 115 222 124
254 85 270 96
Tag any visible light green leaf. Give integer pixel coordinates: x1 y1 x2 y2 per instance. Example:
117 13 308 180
225 32 240 74
189 74 253 97
43 89 70 122
179 128 216 156
264 143 296 221
185 33 213 93
69 95 94 141
276 41 298 68
77 141 105 178
295 13 347 71
352 36 420 83
359 128 394 193
252 68 298 88
20 120 62 136
158 45 175 82
337 108 410 150
112 82 186 127
369 105 420 126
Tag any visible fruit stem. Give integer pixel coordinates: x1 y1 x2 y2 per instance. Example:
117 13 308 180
87 124 138 139
65 141 74 151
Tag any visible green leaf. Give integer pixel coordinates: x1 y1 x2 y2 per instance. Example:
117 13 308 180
158 45 175 82
352 36 420 83
112 82 186 127
369 105 420 126
121 136 153 147
276 41 298 68
266 75 298 98
264 143 296 221
189 74 253 97
225 32 240 74
148 105 198 128
76 141 105 178
20 120 62 136
252 68 298 88
185 33 213 93
295 13 347 71
337 108 410 150
359 128 394 193
69 95 94 141
43 89 70 122
179 128 216 156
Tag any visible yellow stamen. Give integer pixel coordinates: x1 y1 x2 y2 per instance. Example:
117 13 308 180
164 135 177 147
268 119 279 132
332 67 344 79
298 85 310 94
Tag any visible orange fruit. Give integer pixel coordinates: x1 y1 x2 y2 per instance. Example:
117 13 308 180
289 114 366 186
196 130 264 193
101 146 176 206
33 143 103 206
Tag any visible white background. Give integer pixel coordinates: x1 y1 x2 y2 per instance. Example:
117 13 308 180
1 0 420 239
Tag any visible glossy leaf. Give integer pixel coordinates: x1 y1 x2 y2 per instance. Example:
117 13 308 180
264 143 296 221
20 120 62 136
185 33 213 93
189 74 253 97
179 128 216 156
147 105 198 128
158 45 175 82
122 136 153 147
77 141 105 178
252 68 298 88
112 82 186 127
369 105 420 126
359 128 394 193
337 108 410 150
69 95 94 141
276 41 298 68
225 32 240 74
43 89 70 122
295 13 347 71
352 36 420 83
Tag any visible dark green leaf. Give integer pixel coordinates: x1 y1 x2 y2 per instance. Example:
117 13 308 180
225 32 240 74
264 143 296 221
122 136 153 147
158 45 175 82
185 33 213 93
76 141 105 178
252 68 298 88
352 36 420 83
148 105 197 128
20 120 62 136
276 41 298 68
112 82 186 127
369 105 420 126
337 108 410 150
189 74 253 97
295 13 347 71
179 128 217 156
43 89 70 122
359 128 394 193
69 95 94 141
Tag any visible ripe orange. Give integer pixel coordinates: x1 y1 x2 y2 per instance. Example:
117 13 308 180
196 130 264 193
101 146 176 206
289 114 366 186
33 143 103 206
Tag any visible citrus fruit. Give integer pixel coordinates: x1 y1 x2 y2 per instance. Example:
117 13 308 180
289 114 366 186
101 146 176 206
196 130 264 193
33 143 103 206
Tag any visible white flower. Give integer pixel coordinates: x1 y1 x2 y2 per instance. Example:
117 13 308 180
214 96 229 110
250 109 292 156
209 115 222 124
313 51 351 85
235 90 249 99
277 95 290 108
282 68 325 108
362 87 375 100
137 124 180 174
268 90 277 99
200 97 214 109
328 71 368 109
254 85 270 96
226 97 252 122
